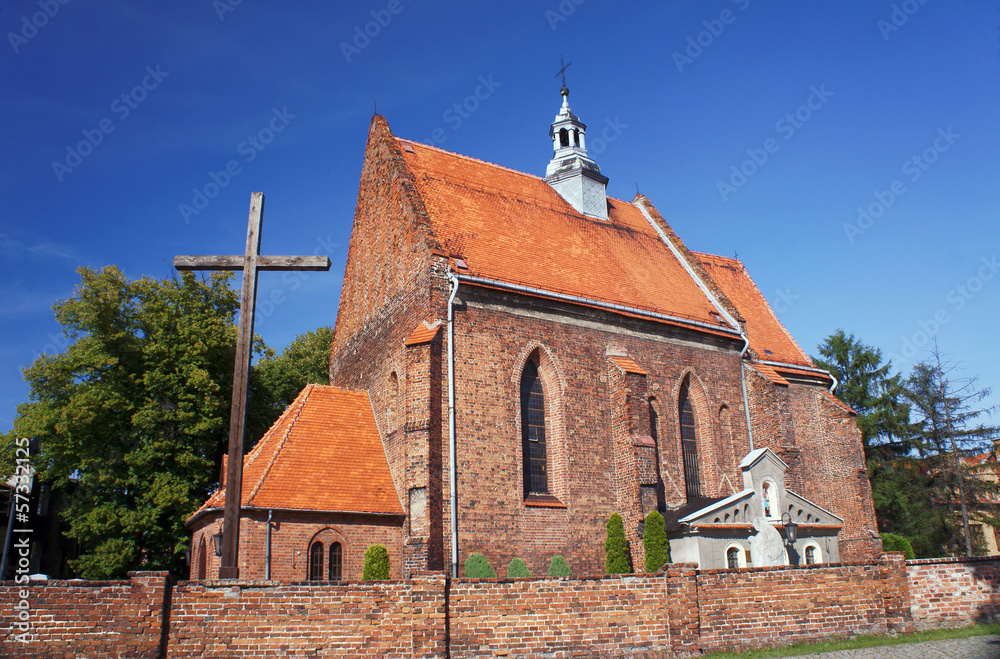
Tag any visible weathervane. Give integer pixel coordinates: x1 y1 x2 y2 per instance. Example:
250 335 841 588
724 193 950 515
555 55 572 92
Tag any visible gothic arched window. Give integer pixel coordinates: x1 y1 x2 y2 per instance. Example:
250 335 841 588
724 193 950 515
521 359 548 495
679 380 702 500
329 542 343 580
309 542 324 581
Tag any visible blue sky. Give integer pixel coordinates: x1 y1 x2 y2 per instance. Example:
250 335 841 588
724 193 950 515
2 1 998 433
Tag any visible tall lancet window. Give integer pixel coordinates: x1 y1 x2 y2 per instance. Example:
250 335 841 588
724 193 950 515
679 380 702 500
521 359 548 495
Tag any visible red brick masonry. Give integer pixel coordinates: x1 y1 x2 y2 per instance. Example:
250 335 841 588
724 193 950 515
2 554 997 658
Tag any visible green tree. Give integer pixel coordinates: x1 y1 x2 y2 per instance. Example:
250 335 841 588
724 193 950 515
605 513 631 574
880 532 915 559
547 555 571 577
814 330 911 459
2 266 269 579
464 553 496 578
506 557 531 577
642 510 670 572
903 347 999 557
362 544 390 579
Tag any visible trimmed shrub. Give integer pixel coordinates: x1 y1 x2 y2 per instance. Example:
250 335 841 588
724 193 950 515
605 513 632 574
506 558 531 577
547 555 572 577
362 544 389 579
643 510 670 572
881 532 916 560
464 552 497 578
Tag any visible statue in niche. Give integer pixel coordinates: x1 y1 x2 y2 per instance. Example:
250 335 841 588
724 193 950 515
748 515 785 567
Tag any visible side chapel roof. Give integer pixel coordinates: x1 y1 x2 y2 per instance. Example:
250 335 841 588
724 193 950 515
188 384 402 524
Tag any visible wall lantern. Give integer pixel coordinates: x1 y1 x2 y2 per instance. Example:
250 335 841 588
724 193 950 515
213 524 224 557
781 512 798 545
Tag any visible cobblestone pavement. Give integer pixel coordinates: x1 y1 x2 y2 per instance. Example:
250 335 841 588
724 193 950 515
781 635 1000 659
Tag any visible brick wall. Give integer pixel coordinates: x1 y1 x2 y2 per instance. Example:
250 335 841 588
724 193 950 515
3 556 1000 657
907 556 1000 630
166 575 447 658
448 566 700 658
697 554 912 652
0 571 169 659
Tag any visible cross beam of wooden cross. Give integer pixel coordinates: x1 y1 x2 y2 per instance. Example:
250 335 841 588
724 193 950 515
174 191 330 579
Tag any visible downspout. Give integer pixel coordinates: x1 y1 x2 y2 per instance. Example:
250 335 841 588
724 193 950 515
265 509 273 580
739 333 755 452
447 273 460 578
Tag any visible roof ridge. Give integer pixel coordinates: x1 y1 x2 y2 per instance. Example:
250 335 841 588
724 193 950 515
245 383 314 506
398 137 553 185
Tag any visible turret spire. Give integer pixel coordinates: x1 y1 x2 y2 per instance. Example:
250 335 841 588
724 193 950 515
544 67 609 221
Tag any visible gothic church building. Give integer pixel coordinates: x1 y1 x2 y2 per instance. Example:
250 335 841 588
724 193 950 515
188 87 881 580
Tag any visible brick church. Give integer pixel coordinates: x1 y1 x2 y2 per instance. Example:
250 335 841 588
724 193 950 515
187 85 882 580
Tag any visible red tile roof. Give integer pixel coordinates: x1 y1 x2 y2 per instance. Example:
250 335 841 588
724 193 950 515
608 355 648 375
405 320 442 346
397 138 725 328
696 253 818 372
190 385 402 520
748 363 790 387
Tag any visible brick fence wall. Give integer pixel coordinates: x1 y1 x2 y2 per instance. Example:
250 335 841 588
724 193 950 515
0 571 169 659
1 555 997 658
906 555 1000 631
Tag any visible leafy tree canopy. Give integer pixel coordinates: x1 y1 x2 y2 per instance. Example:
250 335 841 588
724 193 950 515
1 266 269 578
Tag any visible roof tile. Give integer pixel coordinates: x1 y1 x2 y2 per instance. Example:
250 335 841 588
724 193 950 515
191 384 402 519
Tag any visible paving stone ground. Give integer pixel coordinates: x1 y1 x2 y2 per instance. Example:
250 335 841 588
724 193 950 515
779 634 1000 659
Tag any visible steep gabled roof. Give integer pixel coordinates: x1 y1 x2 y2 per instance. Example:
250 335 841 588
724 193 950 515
396 137 729 329
696 252 819 372
189 385 402 523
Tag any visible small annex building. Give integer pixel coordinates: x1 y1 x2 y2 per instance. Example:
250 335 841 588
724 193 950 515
188 85 883 580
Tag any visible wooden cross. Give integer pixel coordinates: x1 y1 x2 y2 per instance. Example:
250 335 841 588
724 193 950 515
174 191 331 579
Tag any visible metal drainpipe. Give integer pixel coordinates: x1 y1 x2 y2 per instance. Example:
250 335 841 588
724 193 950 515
739 333 755 452
265 509 273 580
447 273 460 578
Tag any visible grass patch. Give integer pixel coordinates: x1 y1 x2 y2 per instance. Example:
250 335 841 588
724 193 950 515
702 622 1000 658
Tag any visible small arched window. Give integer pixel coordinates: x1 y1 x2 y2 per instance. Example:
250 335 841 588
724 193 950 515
521 359 548 495
309 542 324 581
805 543 821 565
196 536 207 580
329 542 343 580
727 546 740 569
559 127 569 148
679 380 702 500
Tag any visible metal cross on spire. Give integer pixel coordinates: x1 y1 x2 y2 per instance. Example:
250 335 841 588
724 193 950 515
555 55 572 92
174 191 331 579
